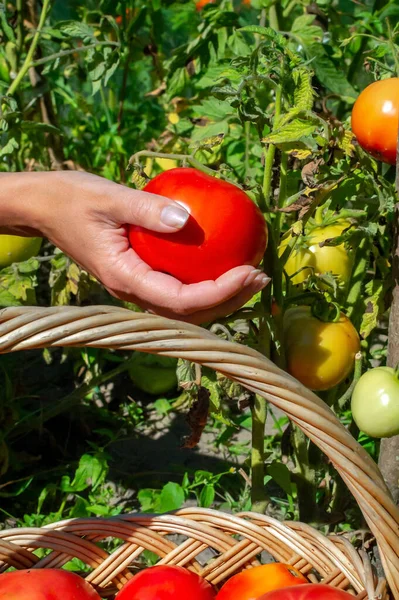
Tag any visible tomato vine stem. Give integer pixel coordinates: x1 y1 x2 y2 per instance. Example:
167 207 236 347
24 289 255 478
250 394 269 514
7 0 52 96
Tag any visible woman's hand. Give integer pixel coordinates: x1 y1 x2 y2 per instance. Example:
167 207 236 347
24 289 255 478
0 171 270 324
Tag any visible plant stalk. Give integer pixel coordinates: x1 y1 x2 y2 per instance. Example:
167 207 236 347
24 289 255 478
7 0 52 96
250 394 269 513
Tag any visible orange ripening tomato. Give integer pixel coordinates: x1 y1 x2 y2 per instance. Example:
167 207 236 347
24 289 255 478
196 0 216 9
116 8 135 25
258 584 356 600
283 306 360 391
129 168 267 284
196 0 250 10
115 565 215 600
216 564 308 600
351 78 399 165
0 569 101 600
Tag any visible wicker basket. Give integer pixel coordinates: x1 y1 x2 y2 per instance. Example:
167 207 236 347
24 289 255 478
0 305 398 599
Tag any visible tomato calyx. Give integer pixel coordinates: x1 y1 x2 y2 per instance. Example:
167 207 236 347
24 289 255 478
311 300 341 323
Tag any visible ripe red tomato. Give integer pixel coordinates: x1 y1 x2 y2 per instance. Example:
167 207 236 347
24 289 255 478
115 565 215 600
129 168 267 284
0 569 101 600
351 78 399 165
216 564 307 600
258 584 356 600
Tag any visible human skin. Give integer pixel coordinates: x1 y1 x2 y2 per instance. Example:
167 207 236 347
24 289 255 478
0 171 269 323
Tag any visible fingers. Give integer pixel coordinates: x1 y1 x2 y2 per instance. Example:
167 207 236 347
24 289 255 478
102 253 270 319
179 278 268 325
107 184 190 233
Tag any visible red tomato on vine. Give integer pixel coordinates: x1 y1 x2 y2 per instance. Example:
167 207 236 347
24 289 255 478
129 168 267 284
351 78 399 165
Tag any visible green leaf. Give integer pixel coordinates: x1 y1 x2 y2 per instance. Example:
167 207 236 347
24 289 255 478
267 461 294 496
360 280 385 339
304 44 356 100
0 136 19 157
239 25 287 49
293 68 316 111
21 121 60 134
263 119 317 146
0 7 16 42
199 484 215 508
61 453 108 493
156 482 185 513
58 21 95 40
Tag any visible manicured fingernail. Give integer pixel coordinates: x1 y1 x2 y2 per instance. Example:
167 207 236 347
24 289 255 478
161 204 190 229
243 269 262 286
254 274 271 290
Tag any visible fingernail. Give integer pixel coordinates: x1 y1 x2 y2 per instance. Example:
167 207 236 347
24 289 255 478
243 269 262 286
161 204 190 229
254 273 271 290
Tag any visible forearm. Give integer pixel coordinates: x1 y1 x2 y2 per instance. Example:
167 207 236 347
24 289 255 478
0 172 62 237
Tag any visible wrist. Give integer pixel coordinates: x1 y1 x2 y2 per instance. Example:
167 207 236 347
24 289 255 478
0 172 64 237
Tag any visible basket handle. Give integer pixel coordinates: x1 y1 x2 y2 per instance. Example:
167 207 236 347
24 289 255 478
0 305 398 597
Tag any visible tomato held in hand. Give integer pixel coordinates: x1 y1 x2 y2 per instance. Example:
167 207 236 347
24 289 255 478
0 235 42 269
279 222 353 286
115 565 215 600
216 564 307 600
129 168 267 284
284 306 360 391
0 569 101 600
258 584 355 600
351 367 399 438
351 78 399 165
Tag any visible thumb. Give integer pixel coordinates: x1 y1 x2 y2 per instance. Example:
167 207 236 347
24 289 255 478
116 187 190 233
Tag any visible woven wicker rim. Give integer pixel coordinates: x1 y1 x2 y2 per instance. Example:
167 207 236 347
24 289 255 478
0 509 388 598
0 305 398 598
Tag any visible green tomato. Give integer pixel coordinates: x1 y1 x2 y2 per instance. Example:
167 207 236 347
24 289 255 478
129 353 178 396
279 222 353 285
0 235 43 269
351 367 399 438
0 54 10 83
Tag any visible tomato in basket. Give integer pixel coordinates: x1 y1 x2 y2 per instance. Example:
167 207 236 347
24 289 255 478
0 569 101 600
216 564 307 600
258 583 357 600
115 565 215 599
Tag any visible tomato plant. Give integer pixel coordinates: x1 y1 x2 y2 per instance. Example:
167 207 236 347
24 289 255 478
115 565 215 600
216 564 307 600
0 235 42 269
129 168 267 284
279 222 353 286
283 307 360 391
129 353 178 395
258 584 355 600
351 78 399 165
351 367 399 438
0 569 100 600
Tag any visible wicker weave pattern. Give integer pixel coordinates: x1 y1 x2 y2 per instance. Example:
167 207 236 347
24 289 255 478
0 306 398 598
0 509 387 598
